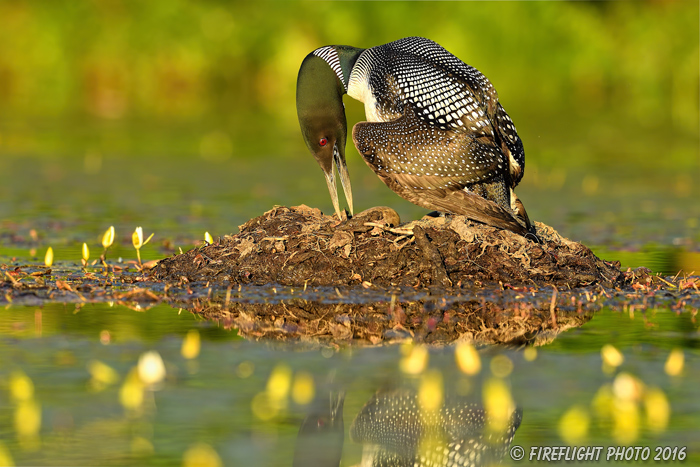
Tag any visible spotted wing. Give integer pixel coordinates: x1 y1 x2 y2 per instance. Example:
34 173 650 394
352 106 528 235
353 105 505 190
354 37 526 186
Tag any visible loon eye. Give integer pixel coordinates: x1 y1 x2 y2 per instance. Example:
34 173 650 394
319 138 328 147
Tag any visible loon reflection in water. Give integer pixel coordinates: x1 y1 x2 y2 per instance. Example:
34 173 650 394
293 392 345 467
293 388 521 467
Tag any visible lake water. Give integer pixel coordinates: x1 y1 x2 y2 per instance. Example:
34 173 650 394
0 119 699 466
0 300 697 466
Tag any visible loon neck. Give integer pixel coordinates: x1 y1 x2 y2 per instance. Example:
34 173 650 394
312 45 364 93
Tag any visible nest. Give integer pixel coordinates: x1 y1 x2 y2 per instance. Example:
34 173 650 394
151 205 623 288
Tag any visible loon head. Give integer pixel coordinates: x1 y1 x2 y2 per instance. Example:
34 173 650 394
296 45 363 219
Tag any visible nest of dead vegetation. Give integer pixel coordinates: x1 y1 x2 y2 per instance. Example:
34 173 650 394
151 205 622 288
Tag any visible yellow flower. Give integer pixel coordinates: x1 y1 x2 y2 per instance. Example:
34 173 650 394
15 400 41 440
559 405 590 444
82 243 90 262
132 227 154 249
455 342 481 375
137 351 166 385
132 227 154 267
9 371 34 402
644 387 670 433
418 369 443 412
490 354 514 378
102 226 115 249
664 348 684 376
291 371 315 405
88 360 120 387
183 443 222 467
181 330 201 360
400 344 428 375
205 232 213 244
132 227 141 249
601 344 624 373
44 247 54 267
483 378 515 435
119 368 144 411
266 364 292 402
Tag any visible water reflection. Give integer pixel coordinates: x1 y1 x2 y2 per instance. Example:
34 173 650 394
178 294 594 346
293 392 345 467
294 387 521 467
0 302 697 465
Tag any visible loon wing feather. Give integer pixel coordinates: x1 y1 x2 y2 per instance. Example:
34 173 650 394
352 105 528 235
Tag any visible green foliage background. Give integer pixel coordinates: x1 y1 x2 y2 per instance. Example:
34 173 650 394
0 0 697 170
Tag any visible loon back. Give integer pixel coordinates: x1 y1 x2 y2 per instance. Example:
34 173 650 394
347 37 525 187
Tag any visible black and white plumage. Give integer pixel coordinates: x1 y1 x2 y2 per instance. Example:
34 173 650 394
350 389 522 467
297 37 536 238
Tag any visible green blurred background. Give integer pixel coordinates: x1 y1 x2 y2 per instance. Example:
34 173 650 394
0 0 698 268
1 0 697 156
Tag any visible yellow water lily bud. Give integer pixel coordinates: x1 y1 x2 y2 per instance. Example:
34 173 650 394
138 351 166 385
418 369 443 412
15 400 41 439
205 232 213 244
523 347 537 361
119 368 144 410
266 364 292 402
44 247 53 267
133 227 144 249
400 344 428 375
88 360 120 386
455 342 481 375
0 441 14 467
490 354 513 378
183 443 222 467
236 361 254 378
592 384 614 419
613 372 642 402
664 348 684 376
612 399 640 444
102 226 115 249
82 243 90 262
559 405 590 444
291 371 315 405
483 378 515 434
644 387 670 433
601 344 624 373
181 330 201 360
251 392 277 420
9 371 34 402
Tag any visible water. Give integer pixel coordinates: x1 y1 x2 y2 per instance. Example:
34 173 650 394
0 121 699 465
0 302 697 465
1 131 699 465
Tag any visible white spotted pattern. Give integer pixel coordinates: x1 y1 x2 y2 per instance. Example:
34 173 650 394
350 390 522 467
347 37 526 188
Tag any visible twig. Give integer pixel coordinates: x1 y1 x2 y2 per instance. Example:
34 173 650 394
363 222 414 236
549 286 558 328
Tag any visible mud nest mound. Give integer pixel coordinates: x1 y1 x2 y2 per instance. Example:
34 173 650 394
151 205 622 288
